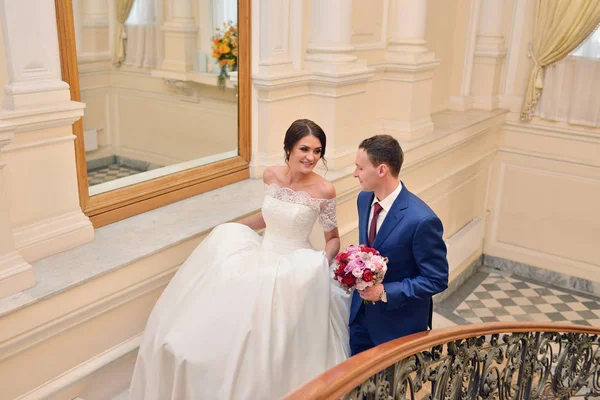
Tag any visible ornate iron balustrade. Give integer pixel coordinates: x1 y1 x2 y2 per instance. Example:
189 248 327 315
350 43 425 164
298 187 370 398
285 323 600 400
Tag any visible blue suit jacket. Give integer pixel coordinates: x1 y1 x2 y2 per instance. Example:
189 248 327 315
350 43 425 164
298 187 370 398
350 183 449 345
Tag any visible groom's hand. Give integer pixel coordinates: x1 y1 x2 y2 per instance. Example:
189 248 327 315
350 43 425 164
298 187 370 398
358 284 384 302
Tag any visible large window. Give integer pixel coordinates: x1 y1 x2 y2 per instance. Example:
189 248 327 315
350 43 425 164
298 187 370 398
572 27 600 59
55 0 251 227
537 26 600 127
123 0 158 68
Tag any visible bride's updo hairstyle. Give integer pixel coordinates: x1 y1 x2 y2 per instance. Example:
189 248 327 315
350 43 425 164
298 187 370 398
283 119 327 167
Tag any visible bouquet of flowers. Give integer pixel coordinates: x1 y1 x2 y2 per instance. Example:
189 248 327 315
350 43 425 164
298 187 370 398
333 245 388 302
211 21 238 89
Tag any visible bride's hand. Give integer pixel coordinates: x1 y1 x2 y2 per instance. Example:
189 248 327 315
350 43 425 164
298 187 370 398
323 251 334 266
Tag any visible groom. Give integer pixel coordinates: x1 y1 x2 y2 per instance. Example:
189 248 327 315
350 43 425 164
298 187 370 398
350 135 449 355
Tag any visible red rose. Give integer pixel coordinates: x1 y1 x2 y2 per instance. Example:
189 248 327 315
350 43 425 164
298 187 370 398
342 274 356 287
363 269 374 282
335 252 349 262
362 247 378 255
335 263 345 276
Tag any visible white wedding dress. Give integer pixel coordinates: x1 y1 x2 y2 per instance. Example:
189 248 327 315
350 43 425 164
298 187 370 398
129 183 351 400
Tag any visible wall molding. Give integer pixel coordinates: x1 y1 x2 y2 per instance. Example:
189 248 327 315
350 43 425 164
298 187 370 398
499 147 600 169
253 69 375 91
17 334 142 400
352 0 389 52
405 125 500 173
446 217 485 275
0 101 85 134
459 0 481 97
501 0 529 98
483 254 600 298
487 238 600 285
0 265 177 363
2 134 75 152
13 210 94 262
504 120 600 143
485 156 600 285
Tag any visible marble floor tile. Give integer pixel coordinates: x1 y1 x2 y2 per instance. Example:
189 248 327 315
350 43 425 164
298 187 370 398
435 267 600 328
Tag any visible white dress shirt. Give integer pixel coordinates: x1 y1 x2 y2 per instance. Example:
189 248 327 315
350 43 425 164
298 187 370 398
368 181 403 234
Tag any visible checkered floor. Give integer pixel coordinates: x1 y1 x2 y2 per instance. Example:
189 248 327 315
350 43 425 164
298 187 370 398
87 164 143 186
437 268 600 327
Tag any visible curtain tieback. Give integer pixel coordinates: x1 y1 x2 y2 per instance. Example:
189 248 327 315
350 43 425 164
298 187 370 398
528 42 544 89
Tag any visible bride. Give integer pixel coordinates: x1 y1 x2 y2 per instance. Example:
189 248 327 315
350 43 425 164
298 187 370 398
129 119 351 400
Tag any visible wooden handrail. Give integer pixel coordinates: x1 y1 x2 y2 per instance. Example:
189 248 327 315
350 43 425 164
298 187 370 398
284 322 600 400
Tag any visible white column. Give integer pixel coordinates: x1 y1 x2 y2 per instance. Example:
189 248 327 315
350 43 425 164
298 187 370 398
379 0 439 141
161 0 198 72
470 0 507 110
80 0 110 58
0 0 71 110
500 0 530 112
171 0 195 24
251 0 311 178
387 0 430 57
82 0 109 25
305 0 365 73
0 125 35 299
258 0 296 75
0 0 93 262
476 0 505 54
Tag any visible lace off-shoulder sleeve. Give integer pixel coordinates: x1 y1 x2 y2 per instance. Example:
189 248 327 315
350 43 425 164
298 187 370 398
319 198 338 232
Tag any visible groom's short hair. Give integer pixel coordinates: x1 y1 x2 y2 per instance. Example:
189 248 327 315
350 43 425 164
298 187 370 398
359 135 403 177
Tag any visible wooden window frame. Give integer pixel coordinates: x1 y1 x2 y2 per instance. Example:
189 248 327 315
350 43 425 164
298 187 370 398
54 0 251 227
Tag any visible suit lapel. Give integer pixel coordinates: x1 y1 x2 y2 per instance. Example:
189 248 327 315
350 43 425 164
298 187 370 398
360 192 374 246
372 184 409 249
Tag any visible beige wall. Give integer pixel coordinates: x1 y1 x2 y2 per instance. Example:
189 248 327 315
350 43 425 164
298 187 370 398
351 0 385 47
426 0 461 113
481 0 600 281
498 0 536 108
447 0 473 103
348 0 467 114
507 0 536 100
0 17 7 110
0 0 94 264
485 116 600 282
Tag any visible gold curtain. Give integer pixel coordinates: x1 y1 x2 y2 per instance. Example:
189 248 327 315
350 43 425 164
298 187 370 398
520 0 600 121
113 0 136 67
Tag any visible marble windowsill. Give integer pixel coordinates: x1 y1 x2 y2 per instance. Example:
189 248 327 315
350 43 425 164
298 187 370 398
0 109 506 318
151 69 237 89
0 166 351 318
0 178 264 318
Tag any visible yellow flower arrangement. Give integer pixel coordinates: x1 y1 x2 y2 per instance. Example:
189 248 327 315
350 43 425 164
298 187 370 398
211 21 238 88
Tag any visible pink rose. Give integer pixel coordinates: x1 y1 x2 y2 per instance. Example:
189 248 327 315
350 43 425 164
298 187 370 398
355 280 371 291
347 245 361 254
344 263 354 274
347 258 365 274
352 267 364 278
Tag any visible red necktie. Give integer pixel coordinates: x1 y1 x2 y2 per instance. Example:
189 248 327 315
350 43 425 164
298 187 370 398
368 203 383 246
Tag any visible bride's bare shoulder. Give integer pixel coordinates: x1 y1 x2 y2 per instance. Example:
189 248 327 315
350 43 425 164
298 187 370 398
312 177 336 200
263 166 284 185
